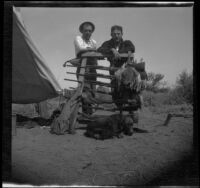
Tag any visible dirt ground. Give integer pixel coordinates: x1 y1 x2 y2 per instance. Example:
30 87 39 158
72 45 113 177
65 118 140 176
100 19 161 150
11 106 195 186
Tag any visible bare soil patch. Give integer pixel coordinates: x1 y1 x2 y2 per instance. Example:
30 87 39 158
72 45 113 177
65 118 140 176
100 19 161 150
11 105 195 186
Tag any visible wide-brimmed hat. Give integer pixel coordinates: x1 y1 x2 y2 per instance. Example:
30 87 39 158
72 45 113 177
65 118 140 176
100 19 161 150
79 21 95 33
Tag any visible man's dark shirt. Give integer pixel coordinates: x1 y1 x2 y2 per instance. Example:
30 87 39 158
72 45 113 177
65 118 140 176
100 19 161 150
97 38 135 68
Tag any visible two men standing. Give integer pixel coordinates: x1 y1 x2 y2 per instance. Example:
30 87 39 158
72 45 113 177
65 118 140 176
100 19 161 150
74 22 136 79
73 22 144 120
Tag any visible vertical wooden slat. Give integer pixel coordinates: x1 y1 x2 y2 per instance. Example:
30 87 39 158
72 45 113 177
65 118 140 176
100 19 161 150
69 58 87 134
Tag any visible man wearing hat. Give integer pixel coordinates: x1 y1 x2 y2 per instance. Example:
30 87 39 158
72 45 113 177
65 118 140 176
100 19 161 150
74 21 97 114
74 21 97 57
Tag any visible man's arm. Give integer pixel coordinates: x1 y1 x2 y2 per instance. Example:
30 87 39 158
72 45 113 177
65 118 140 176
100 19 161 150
120 40 135 53
97 41 113 55
98 41 123 61
74 36 97 57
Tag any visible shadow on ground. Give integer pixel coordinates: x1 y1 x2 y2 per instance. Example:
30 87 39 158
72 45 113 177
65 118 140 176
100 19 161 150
145 151 199 186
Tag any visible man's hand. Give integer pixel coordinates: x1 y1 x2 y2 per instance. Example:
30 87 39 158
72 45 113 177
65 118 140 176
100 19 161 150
111 48 121 60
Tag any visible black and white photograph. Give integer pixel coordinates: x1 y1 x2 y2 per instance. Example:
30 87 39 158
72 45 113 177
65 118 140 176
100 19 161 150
3 1 198 187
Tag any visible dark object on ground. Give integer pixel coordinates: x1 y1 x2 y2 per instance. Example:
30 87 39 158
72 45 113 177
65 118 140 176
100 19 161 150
133 127 149 133
32 117 49 126
84 114 134 140
16 114 31 122
16 109 61 127
163 113 193 126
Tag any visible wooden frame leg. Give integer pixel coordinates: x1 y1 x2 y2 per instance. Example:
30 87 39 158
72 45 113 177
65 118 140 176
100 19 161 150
68 57 87 134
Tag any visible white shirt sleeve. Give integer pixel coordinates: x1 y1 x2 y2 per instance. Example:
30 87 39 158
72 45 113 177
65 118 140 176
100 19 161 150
74 36 84 55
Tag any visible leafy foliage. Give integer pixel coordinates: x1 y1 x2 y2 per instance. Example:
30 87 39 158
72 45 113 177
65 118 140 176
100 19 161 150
174 70 193 104
143 70 193 106
146 72 168 93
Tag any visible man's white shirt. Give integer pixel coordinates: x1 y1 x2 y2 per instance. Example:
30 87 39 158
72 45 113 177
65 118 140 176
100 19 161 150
74 36 97 56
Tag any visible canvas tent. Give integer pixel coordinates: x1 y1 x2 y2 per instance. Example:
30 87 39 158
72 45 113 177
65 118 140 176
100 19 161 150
12 7 62 104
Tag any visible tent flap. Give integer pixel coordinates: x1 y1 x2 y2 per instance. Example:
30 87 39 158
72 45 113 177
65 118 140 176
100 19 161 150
12 7 62 104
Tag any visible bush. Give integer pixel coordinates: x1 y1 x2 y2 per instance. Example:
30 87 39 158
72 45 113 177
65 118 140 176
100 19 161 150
174 70 193 104
143 70 193 106
142 91 168 107
143 89 188 107
146 72 168 93
163 88 186 105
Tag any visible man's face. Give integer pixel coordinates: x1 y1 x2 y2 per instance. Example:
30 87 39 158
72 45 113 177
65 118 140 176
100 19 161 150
82 24 93 40
111 29 123 43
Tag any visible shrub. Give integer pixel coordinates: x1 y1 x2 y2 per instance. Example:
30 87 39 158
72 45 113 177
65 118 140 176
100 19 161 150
146 72 167 93
142 91 168 107
174 70 193 104
143 70 193 106
143 89 187 106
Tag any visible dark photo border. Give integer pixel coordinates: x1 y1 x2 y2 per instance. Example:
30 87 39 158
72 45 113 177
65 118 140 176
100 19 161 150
3 1 199 186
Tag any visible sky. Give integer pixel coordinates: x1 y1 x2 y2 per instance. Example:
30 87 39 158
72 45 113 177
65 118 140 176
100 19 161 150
19 7 193 89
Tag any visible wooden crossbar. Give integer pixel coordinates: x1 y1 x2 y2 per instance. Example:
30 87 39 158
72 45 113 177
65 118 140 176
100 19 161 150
66 64 117 71
81 51 134 58
64 78 113 88
66 71 114 79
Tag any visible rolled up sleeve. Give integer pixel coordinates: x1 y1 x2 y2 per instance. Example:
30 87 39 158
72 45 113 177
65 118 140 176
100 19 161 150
74 36 85 52
121 40 135 53
97 41 112 55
